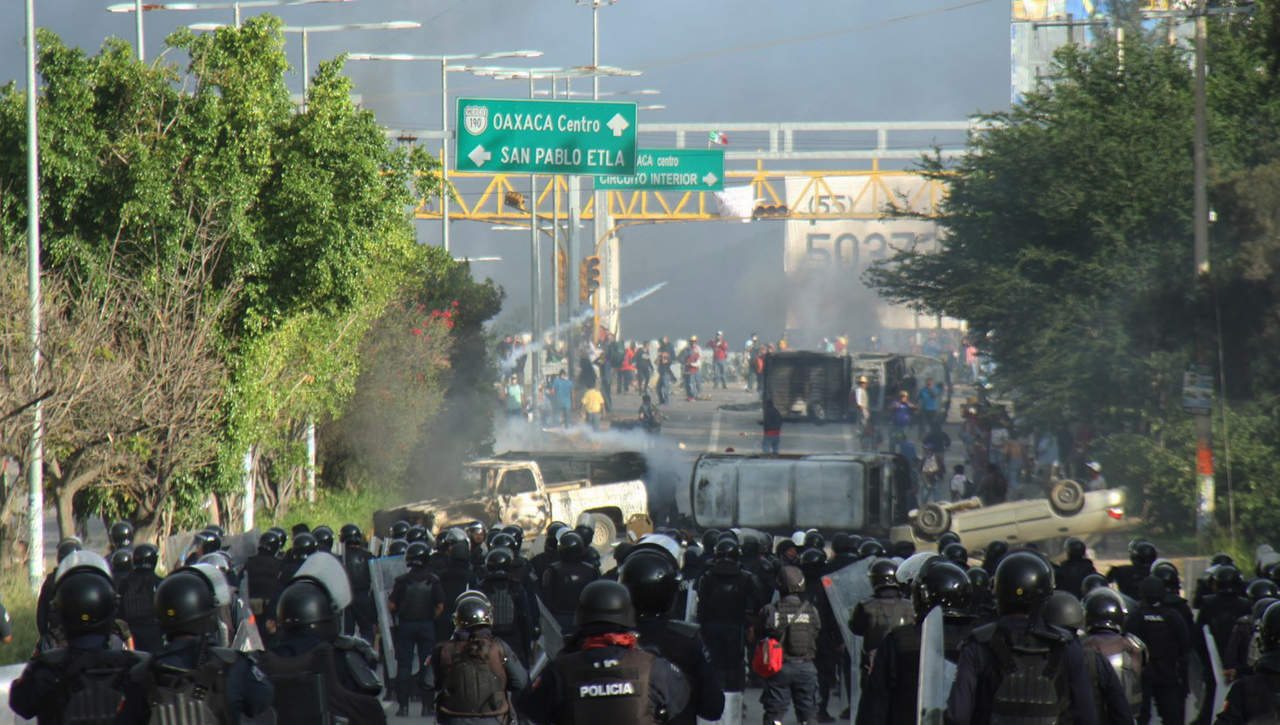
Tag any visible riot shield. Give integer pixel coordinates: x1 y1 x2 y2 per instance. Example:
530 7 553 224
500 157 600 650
720 690 744 725
917 606 955 725
821 558 874 718
231 617 265 652
684 582 699 623
1205 625 1228 718
895 552 940 587
292 552 352 609
530 597 565 680
370 556 407 678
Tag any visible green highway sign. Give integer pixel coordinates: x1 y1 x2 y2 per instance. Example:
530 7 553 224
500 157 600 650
455 97 637 176
595 148 725 191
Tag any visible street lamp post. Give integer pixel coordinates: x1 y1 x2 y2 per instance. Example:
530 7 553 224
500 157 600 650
347 51 543 254
107 0 353 57
25 0 44 593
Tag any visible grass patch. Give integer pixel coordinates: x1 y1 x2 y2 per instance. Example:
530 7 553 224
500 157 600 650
259 485 403 536
0 578 40 666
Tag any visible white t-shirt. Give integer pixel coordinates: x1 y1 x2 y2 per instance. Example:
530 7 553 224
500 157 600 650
951 473 967 498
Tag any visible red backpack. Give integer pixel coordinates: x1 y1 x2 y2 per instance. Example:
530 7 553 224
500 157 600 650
751 636 783 678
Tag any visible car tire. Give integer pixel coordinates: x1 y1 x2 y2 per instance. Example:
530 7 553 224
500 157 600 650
1049 480 1086 516
588 513 617 545
914 503 951 539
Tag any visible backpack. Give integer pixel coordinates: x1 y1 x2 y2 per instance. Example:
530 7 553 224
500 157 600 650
143 648 237 725
38 648 137 725
773 599 818 660
751 637 784 678
486 581 518 635
978 625 1068 725
437 636 510 718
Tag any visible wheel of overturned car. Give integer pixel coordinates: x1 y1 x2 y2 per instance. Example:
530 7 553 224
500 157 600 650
1049 479 1086 516
588 513 617 545
913 503 951 539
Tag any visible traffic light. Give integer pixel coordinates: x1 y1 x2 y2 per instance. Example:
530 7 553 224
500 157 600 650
579 256 601 303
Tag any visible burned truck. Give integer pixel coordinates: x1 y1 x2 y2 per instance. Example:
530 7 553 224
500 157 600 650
374 451 651 544
762 351 854 422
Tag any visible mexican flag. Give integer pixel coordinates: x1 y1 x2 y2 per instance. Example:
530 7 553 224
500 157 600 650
708 131 728 146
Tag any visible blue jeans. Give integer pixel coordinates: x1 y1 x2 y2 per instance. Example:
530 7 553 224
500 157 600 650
761 660 818 722
586 412 600 430
763 435 780 454
714 359 727 388
393 620 435 704
684 373 697 399
657 374 672 404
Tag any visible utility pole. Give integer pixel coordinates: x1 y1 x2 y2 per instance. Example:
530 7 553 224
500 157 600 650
1192 0 1214 539
24 0 44 593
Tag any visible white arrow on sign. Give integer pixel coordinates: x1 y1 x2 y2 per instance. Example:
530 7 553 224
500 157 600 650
468 144 491 167
702 172 718 187
606 113 630 137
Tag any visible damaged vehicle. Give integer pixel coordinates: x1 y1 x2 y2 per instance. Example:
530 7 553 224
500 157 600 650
761 351 853 422
374 451 651 544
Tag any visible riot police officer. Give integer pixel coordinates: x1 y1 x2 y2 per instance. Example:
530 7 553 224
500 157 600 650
1054 538 1098 598
481 545 539 662
849 558 915 687
941 542 969 569
531 521 568 580
1216 600 1280 723
311 525 335 554
389 540 446 717
127 564 274 723
965 566 997 623
9 552 147 723
118 542 164 651
432 592 529 725
759 565 822 725
620 541 724 725
341 531 377 642
542 531 599 632
245 529 284 619
796 547 840 723
36 537 85 647
946 550 1099 725
521 580 691 724
108 547 133 585
437 536 478 641
466 521 488 568
857 560 974 725
1198 564 1250 659
855 539 885 562
742 535 779 604
278 531 318 586
1106 540 1157 600
1082 589 1145 722
108 520 134 553
263 554 385 724
981 539 1008 575
696 538 759 705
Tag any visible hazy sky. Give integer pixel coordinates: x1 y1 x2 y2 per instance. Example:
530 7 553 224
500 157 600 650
3 0 1011 342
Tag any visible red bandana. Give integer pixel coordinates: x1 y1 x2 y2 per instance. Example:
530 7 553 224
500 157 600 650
581 632 637 650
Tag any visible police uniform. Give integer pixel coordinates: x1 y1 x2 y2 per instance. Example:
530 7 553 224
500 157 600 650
759 591 822 724
1125 596 1189 725
438 554 479 640
1105 564 1149 601
117 567 164 652
857 614 973 725
520 625 691 725
633 616 725 725
390 565 446 709
542 558 600 632
1216 651 1280 724
849 588 915 681
341 544 377 642
478 570 537 666
262 633 386 725
1056 557 1098 599
696 557 760 691
244 550 282 617
1080 632 1142 725
124 634 274 724
9 632 147 723
431 626 529 724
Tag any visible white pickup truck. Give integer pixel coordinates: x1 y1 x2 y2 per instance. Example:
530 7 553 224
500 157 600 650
375 451 651 544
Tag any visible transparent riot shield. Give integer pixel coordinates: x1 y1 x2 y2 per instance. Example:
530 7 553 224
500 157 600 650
530 597 565 680
917 606 955 725
685 582 699 623
821 558 874 718
1205 625 1228 718
370 556 407 678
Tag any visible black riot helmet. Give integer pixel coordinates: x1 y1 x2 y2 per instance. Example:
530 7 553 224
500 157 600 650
405 526 427 544
291 532 318 559
1211 552 1236 567
1083 589 1128 634
268 526 289 551
312 525 335 552
1254 597 1279 623
574 524 595 548
501 525 524 554
558 531 586 562
490 533 517 553
619 550 681 616
1213 564 1245 593
347 532 366 549
984 540 1009 567
1080 573 1108 596
912 561 972 618
941 543 969 568
575 580 636 629
201 527 225 553
701 529 722 552
1248 578 1280 603
155 569 220 636
831 533 854 556
485 546 514 572
54 569 118 636
339 523 361 544
454 593 494 629
800 547 827 573
1261 602 1280 653
56 537 83 563
292 523 311 537
741 537 761 559
966 567 991 591
449 538 471 563
405 541 431 569
994 551 1055 615
109 521 135 549
545 522 568 552
803 530 825 551
108 548 133 578
386 539 409 557
778 565 805 594
1152 561 1180 591
613 541 635 568
1043 591 1085 633
191 530 219 557
892 540 917 559
277 580 341 640
714 539 741 562
390 520 411 540
869 558 900 592
936 531 961 552
858 540 886 560
134 543 159 572
1130 541 1158 569
258 530 283 556
1065 538 1086 561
